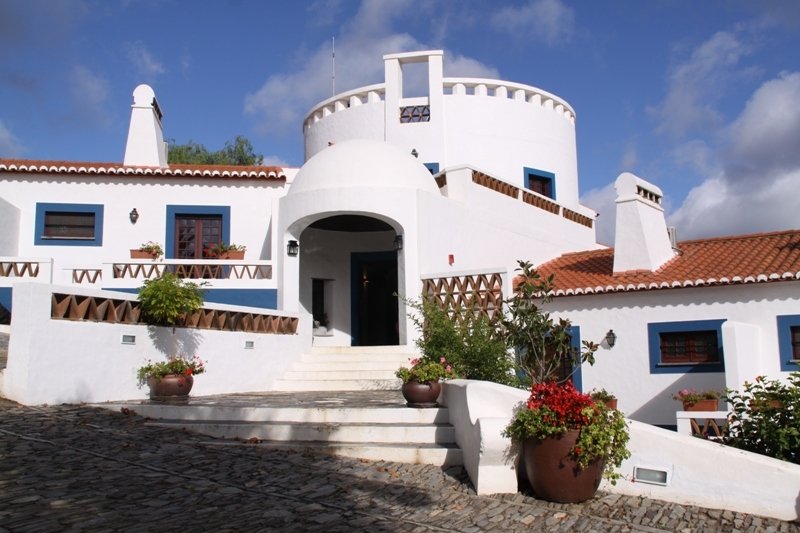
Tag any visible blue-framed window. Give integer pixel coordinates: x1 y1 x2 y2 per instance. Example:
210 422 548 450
34 203 103 246
423 162 440 175
165 205 230 259
523 167 556 200
648 319 726 374
777 315 800 371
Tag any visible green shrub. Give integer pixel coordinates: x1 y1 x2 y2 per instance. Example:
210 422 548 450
723 372 799 464
137 273 204 327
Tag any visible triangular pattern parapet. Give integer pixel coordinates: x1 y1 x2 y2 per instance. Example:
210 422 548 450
50 292 297 334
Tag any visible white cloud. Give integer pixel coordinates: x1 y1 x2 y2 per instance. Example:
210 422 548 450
244 0 497 136
650 31 751 138
124 41 165 80
67 64 110 127
723 71 800 179
0 120 25 157
490 0 575 46
580 182 616 246
667 71 800 238
619 142 638 171
262 154 290 167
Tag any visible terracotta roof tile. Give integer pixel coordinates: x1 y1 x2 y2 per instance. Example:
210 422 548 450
0 159 287 180
534 229 800 296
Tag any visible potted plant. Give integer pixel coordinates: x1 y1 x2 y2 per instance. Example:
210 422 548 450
205 242 246 260
136 355 206 400
673 388 720 411
504 381 630 503
130 241 164 260
590 388 618 410
137 273 205 400
395 356 457 407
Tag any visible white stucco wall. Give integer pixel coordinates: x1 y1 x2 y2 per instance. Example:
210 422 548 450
1 282 310 405
304 52 584 211
0 173 287 284
546 282 800 426
0 196 20 256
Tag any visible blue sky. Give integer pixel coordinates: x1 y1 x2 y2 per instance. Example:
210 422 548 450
1 0 799 244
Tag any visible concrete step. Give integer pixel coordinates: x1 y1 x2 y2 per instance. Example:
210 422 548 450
299 353 415 364
203 439 463 467
271 378 402 391
281 369 399 380
291 361 406 371
104 403 449 424
147 419 456 444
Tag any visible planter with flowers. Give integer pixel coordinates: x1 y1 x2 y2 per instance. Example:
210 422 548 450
673 388 720 411
395 357 456 407
205 242 246 260
504 381 630 503
136 273 206 401
590 388 618 410
137 355 206 401
131 241 164 260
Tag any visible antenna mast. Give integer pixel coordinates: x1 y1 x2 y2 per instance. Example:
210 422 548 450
332 36 336 96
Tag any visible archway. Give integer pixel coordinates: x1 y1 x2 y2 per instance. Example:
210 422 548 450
297 214 402 346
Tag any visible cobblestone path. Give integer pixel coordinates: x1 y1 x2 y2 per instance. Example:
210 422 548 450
0 399 797 532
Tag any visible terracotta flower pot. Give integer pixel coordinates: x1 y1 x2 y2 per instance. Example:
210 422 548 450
604 398 618 410
683 399 718 411
130 249 157 259
523 430 604 503
148 374 193 402
401 380 441 407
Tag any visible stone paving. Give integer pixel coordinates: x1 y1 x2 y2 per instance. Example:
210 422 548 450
1 398 797 532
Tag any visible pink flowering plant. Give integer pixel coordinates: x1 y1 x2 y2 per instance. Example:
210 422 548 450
503 381 630 482
395 356 457 384
136 355 206 386
672 388 719 407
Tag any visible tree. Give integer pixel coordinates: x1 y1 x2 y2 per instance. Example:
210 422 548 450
168 135 264 166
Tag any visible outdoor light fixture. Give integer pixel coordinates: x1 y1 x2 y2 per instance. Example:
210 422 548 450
129 208 139 224
393 235 403 250
411 148 418 158
287 240 299 257
605 329 617 348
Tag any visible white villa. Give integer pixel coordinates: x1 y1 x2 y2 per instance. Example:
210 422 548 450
2 49 799 520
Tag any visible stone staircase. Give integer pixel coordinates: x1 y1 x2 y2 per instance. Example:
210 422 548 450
271 345 413 391
98 347 463 467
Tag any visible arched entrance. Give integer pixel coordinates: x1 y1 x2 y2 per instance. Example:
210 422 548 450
298 214 402 346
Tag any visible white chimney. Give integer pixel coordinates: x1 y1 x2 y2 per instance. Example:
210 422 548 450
612 172 675 273
123 84 168 168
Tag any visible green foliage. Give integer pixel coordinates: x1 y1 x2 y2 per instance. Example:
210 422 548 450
168 135 264 166
503 381 630 482
136 355 206 387
501 261 599 385
137 273 204 327
460 315 517 386
405 297 515 385
723 372 800 464
395 358 456 384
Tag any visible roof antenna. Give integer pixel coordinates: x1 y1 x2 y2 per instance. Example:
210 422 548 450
331 36 336 97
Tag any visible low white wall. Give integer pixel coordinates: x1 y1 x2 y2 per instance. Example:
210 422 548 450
1 282 311 405
443 380 800 522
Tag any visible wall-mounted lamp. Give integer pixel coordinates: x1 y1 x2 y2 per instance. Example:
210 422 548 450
287 239 300 257
605 329 617 348
411 148 418 158
393 235 403 251
129 208 139 224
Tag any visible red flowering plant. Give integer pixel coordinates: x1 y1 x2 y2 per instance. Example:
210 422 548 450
503 381 630 482
136 355 206 387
